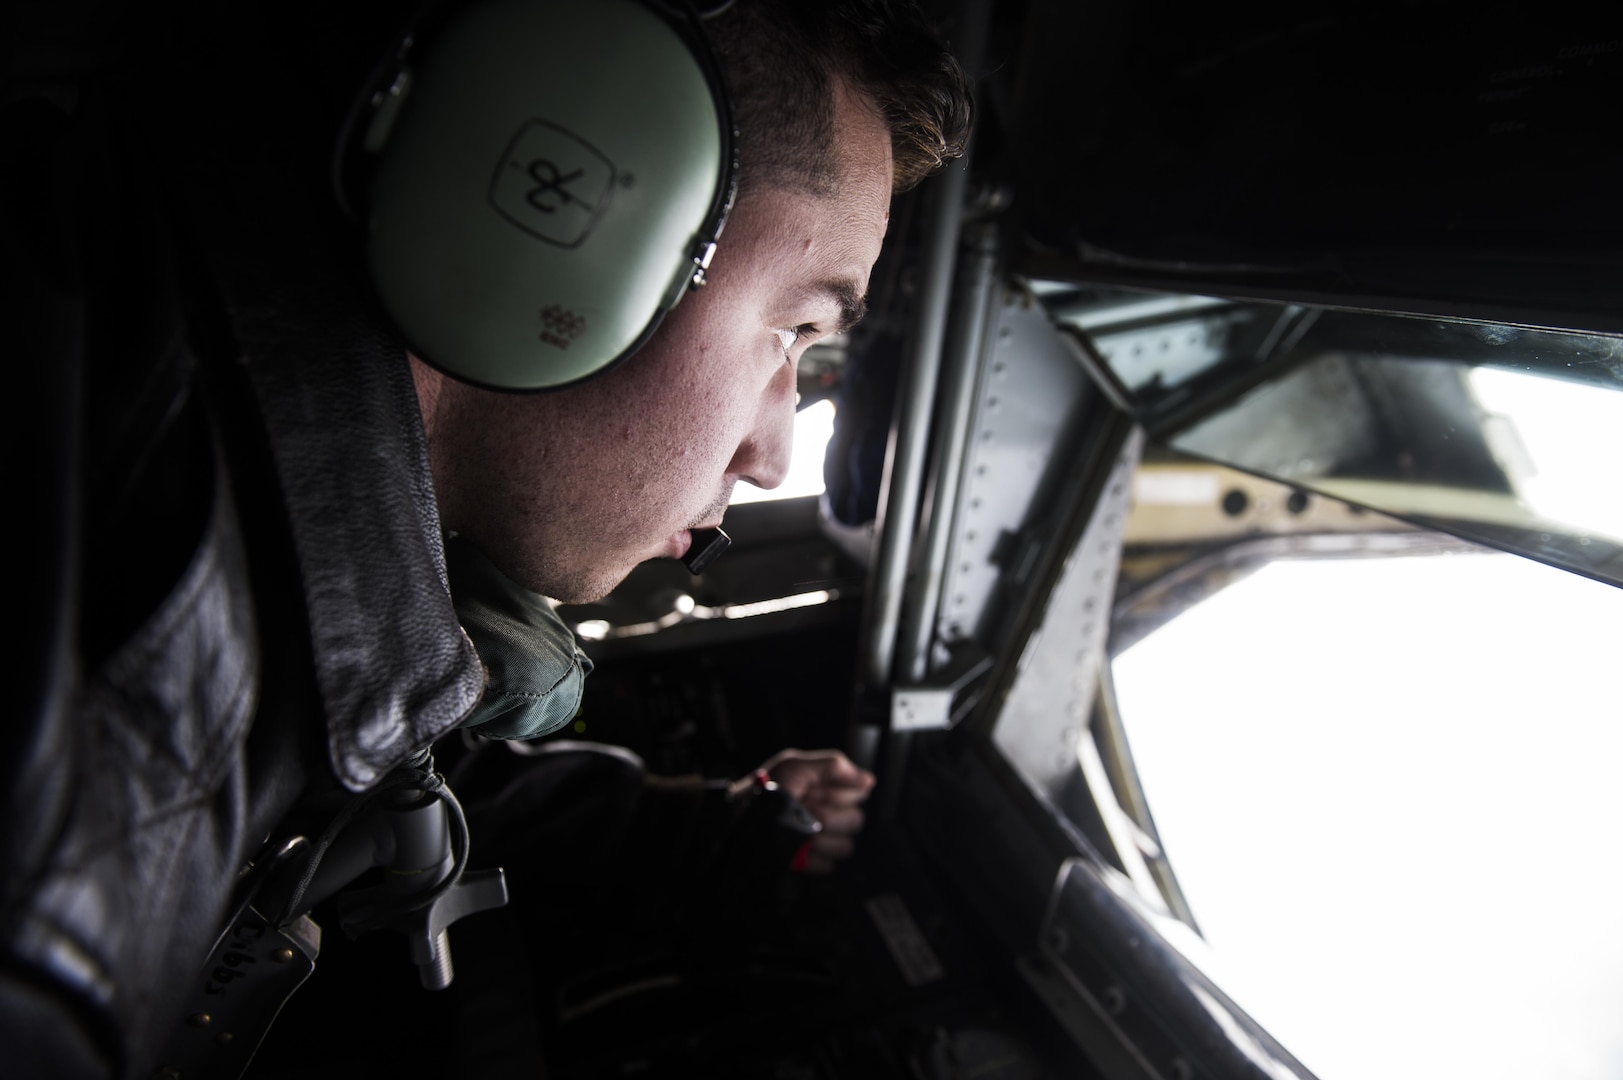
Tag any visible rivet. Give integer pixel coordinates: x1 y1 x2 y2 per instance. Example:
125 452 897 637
216 1032 235 1045
272 948 295 963
188 1013 211 1027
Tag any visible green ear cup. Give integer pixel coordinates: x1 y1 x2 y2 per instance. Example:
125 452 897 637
364 0 731 391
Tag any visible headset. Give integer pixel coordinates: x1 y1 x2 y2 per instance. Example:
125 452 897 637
335 0 739 391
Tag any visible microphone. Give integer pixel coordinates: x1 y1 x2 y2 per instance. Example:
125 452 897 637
681 527 731 574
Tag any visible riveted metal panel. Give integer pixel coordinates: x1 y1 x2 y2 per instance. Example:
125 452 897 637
936 291 1093 647
992 430 1142 793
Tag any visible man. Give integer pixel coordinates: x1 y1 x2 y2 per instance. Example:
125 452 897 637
419 76 885 604
3 0 971 1075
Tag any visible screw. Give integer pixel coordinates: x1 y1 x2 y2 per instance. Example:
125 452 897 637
420 929 454 990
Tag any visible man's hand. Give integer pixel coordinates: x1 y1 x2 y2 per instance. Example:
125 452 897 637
756 748 877 875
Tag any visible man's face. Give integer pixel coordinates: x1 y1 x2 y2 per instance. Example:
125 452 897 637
424 80 894 602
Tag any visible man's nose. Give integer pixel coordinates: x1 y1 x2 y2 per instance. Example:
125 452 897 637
729 363 796 490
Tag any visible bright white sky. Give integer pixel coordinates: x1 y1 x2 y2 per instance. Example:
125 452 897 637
1470 366 1623 540
1112 552 1623 1080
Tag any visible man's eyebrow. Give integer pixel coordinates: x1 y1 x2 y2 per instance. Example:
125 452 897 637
814 280 869 334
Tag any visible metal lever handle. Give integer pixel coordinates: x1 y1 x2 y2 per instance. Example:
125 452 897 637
332 784 508 990
353 866 509 989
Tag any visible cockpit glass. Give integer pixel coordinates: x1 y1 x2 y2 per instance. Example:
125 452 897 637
1110 476 1623 1080
1037 284 1623 590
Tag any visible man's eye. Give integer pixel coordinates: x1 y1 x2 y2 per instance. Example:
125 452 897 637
775 324 820 354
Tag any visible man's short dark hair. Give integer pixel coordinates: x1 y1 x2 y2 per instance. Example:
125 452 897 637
707 0 974 195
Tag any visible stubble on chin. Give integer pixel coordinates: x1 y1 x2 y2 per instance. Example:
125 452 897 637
552 561 638 606
497 476 737 606
497 543 631 607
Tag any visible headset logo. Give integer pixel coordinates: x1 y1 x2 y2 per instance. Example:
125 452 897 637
539 304 587 350
490 120 615 247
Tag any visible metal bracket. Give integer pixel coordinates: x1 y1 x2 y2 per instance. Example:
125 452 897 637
892 687 955 732
891 646 994 732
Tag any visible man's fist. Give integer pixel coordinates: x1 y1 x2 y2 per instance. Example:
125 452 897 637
752 749 877 875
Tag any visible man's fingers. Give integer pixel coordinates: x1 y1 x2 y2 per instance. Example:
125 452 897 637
808 805 864 836
760 751 876 872
808 832 854 861
806 783 871 809
794 772 876 815
760 752 872 873
817 753 872 789
766 749 876 798
765 753 829 799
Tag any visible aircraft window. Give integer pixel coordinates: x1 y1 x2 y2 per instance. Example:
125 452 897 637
1105 460 1623 1080
1039 285 1623 592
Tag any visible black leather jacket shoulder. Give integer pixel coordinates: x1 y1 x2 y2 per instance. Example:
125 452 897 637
3 18 483 1072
